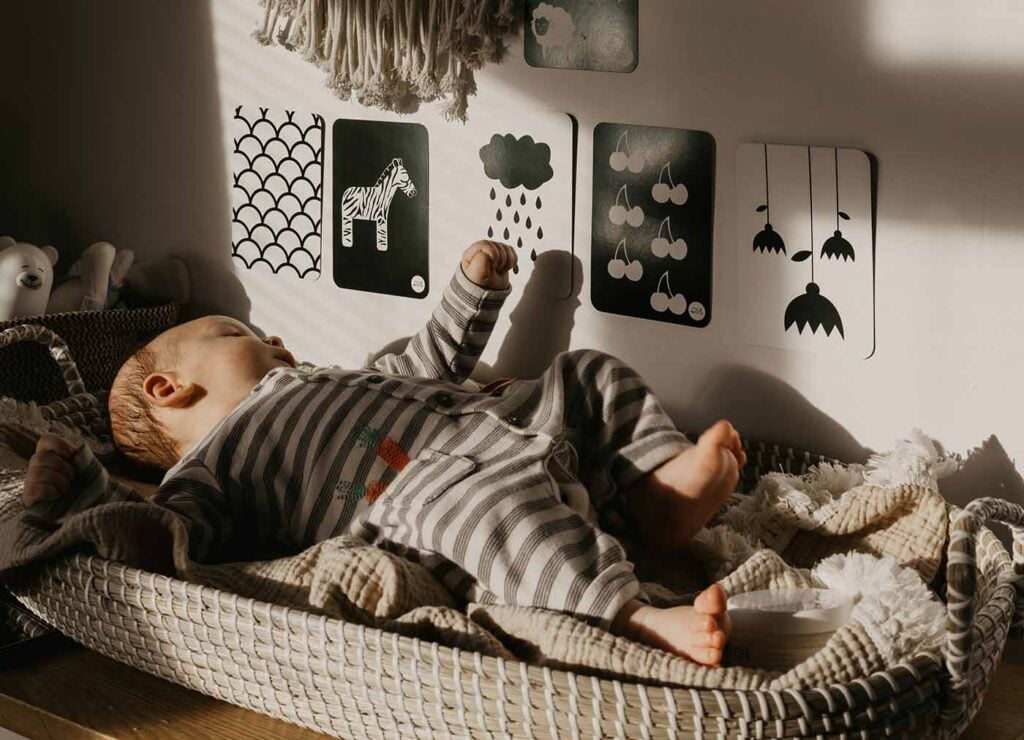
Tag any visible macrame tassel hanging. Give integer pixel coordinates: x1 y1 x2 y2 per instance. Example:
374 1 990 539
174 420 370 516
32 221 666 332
254 0 518 121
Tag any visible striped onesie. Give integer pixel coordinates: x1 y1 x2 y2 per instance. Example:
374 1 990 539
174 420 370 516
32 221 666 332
69 268 691 628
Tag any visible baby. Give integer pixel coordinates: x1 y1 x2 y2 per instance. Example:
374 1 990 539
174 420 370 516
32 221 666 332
24 241 745 666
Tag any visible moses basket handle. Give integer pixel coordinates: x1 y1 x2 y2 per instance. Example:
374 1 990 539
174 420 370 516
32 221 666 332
945 497 1024 690
0 324 87 398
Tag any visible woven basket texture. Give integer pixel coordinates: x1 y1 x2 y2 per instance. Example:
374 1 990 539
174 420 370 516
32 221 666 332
3 324 1022 739
0 304 178 403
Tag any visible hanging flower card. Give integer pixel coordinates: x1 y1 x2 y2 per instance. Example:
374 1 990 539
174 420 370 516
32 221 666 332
524 0 639 73
736 143 875 358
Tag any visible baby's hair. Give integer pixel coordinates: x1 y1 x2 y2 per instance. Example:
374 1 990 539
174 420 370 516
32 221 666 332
108 335 180 470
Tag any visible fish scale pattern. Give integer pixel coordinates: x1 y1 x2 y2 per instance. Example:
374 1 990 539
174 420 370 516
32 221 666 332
231 106 324 279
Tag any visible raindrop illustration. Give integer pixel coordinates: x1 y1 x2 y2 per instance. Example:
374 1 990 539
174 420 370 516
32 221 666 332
505 194 512 207
489 187 496 201
537 226 544 240
517 236 523 248
536 196 543 209
513 264 519 275
526 216 532 229
487 226 493 238
520 192 526 206
496 209 503 221
514 211 520 224
530 248 538 261
503 227 510 240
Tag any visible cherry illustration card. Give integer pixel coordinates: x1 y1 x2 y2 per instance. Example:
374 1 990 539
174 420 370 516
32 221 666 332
591 123 715 327
332 119 429 299
525 0 639 73
231 105 324 279
432 107 576 301
735 143 874 358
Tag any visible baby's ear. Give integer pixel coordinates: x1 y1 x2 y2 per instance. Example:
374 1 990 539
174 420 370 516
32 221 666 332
143 372 198 408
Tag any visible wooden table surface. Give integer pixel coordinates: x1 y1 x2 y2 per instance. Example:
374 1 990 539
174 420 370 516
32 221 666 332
0 636 1022 739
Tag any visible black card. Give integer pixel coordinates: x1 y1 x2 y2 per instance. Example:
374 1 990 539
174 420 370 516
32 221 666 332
333 119 429 299
525 0 639 73
591 123 715 327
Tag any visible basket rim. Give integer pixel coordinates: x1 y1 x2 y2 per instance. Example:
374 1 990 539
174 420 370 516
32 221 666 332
0 302 179 327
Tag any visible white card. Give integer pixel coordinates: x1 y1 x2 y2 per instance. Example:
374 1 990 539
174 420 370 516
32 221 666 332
736 143 874 358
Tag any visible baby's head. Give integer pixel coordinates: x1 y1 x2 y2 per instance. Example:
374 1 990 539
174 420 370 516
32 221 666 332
109 316 295 469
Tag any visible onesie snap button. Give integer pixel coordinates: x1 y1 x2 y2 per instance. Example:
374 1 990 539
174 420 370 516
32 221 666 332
505 413 522 426
433 391 455 407
367 375 384 384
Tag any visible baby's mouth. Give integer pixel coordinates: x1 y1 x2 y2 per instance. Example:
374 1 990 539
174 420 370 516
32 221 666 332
275 349 297 368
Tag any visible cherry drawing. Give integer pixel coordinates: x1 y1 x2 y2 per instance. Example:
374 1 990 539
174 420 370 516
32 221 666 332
651 216 687 260
821 148 855 262
609 130 645 173
784 147 845 338
609 184 645 227
652 162 688 205
607 238 643 281
650 271 687 315
753 143 786 254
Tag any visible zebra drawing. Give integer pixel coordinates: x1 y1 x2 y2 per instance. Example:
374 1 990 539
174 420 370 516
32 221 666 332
340 157 418 251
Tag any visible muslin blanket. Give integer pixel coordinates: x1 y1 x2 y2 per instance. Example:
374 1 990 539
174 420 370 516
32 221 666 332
0 409 954 691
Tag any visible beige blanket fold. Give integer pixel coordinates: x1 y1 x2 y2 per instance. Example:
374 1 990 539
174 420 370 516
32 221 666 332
0 422 952 690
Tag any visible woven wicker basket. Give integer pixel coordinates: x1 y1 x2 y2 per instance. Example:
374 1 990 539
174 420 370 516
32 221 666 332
0 304 178 403
3 325 1022 739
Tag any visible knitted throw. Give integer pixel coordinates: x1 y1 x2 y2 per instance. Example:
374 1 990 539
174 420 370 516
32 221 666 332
253 0 520 121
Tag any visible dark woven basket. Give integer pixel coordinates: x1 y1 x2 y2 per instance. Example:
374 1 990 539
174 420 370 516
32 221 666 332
0 304 179 404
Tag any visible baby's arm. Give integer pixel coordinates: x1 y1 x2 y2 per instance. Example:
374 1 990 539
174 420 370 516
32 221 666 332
367 241 517 382
23 434 233 565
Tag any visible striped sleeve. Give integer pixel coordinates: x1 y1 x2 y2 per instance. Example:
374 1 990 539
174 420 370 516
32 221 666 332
151 459 234 562
367 266 510 382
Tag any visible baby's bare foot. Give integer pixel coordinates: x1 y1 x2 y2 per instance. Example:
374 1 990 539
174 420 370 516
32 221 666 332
612 585 731 665
628 420 746 553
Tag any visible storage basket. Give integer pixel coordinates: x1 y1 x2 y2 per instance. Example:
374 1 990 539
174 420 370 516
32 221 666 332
0 304 178 403
2 324 1022 739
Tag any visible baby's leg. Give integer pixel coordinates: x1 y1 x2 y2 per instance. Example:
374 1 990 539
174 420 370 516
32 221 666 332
611 584 730 666
625 420 746 554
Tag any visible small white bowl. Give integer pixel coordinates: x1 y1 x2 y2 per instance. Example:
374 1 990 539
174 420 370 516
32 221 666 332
726 588 854 671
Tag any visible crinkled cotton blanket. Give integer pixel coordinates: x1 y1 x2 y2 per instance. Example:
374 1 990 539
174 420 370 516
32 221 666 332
0 410 953 691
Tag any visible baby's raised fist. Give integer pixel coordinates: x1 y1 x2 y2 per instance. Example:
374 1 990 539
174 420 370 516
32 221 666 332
23 434 78 507
461 240 518 290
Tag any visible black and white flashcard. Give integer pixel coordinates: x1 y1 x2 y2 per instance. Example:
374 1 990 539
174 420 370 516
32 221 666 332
736 143 874 357
590 123 715 328
434 108 576 301
525 0 639 73
332 119 429 299
231 106 324 279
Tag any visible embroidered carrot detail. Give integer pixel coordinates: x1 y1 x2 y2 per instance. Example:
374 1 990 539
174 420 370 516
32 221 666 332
365 480 387 503
357 427 410 471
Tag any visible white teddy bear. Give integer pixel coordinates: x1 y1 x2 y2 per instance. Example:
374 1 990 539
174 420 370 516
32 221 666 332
0 236 59 321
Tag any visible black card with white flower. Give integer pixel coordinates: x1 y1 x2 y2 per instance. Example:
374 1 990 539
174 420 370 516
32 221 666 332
735 143 874 357
591 123 715 327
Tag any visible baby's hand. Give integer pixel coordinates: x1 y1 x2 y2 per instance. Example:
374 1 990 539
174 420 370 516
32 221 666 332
461 240 518 290
23 434 78 507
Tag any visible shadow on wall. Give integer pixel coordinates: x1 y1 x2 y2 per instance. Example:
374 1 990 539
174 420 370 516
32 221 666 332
0 0 247 322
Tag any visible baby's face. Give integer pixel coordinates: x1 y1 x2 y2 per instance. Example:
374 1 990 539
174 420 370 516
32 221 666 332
165 315 296 397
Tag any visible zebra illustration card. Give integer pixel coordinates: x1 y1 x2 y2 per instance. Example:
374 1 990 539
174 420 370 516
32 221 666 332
736 143 874 358
591 123 715 328
332 119 429 299
231 105 324 279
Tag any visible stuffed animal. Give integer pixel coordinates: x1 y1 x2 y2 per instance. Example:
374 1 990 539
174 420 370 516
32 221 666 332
120 257 190 308
0 236 59 321
48 241 135 314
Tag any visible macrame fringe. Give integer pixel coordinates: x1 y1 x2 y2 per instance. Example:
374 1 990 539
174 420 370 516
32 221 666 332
254 0 518 121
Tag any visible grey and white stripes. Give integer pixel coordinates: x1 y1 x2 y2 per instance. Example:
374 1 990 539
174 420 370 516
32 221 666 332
48 267 691 627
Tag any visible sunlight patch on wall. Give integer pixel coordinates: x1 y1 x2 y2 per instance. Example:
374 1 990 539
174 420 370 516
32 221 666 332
869 0 1024 68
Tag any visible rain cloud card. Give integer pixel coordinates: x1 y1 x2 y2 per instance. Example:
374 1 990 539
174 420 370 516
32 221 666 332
525 0 639 73
591 123 715 328
736 143 874 358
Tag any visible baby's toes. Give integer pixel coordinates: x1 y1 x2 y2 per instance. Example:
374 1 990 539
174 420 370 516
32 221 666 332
694 584 728 618
691 646 723 666
696 629 727 650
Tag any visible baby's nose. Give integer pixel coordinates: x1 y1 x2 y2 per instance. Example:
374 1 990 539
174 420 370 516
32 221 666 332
263 335 284 347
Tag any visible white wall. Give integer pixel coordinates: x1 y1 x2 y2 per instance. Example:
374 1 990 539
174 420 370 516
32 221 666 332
2 0 1022 511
